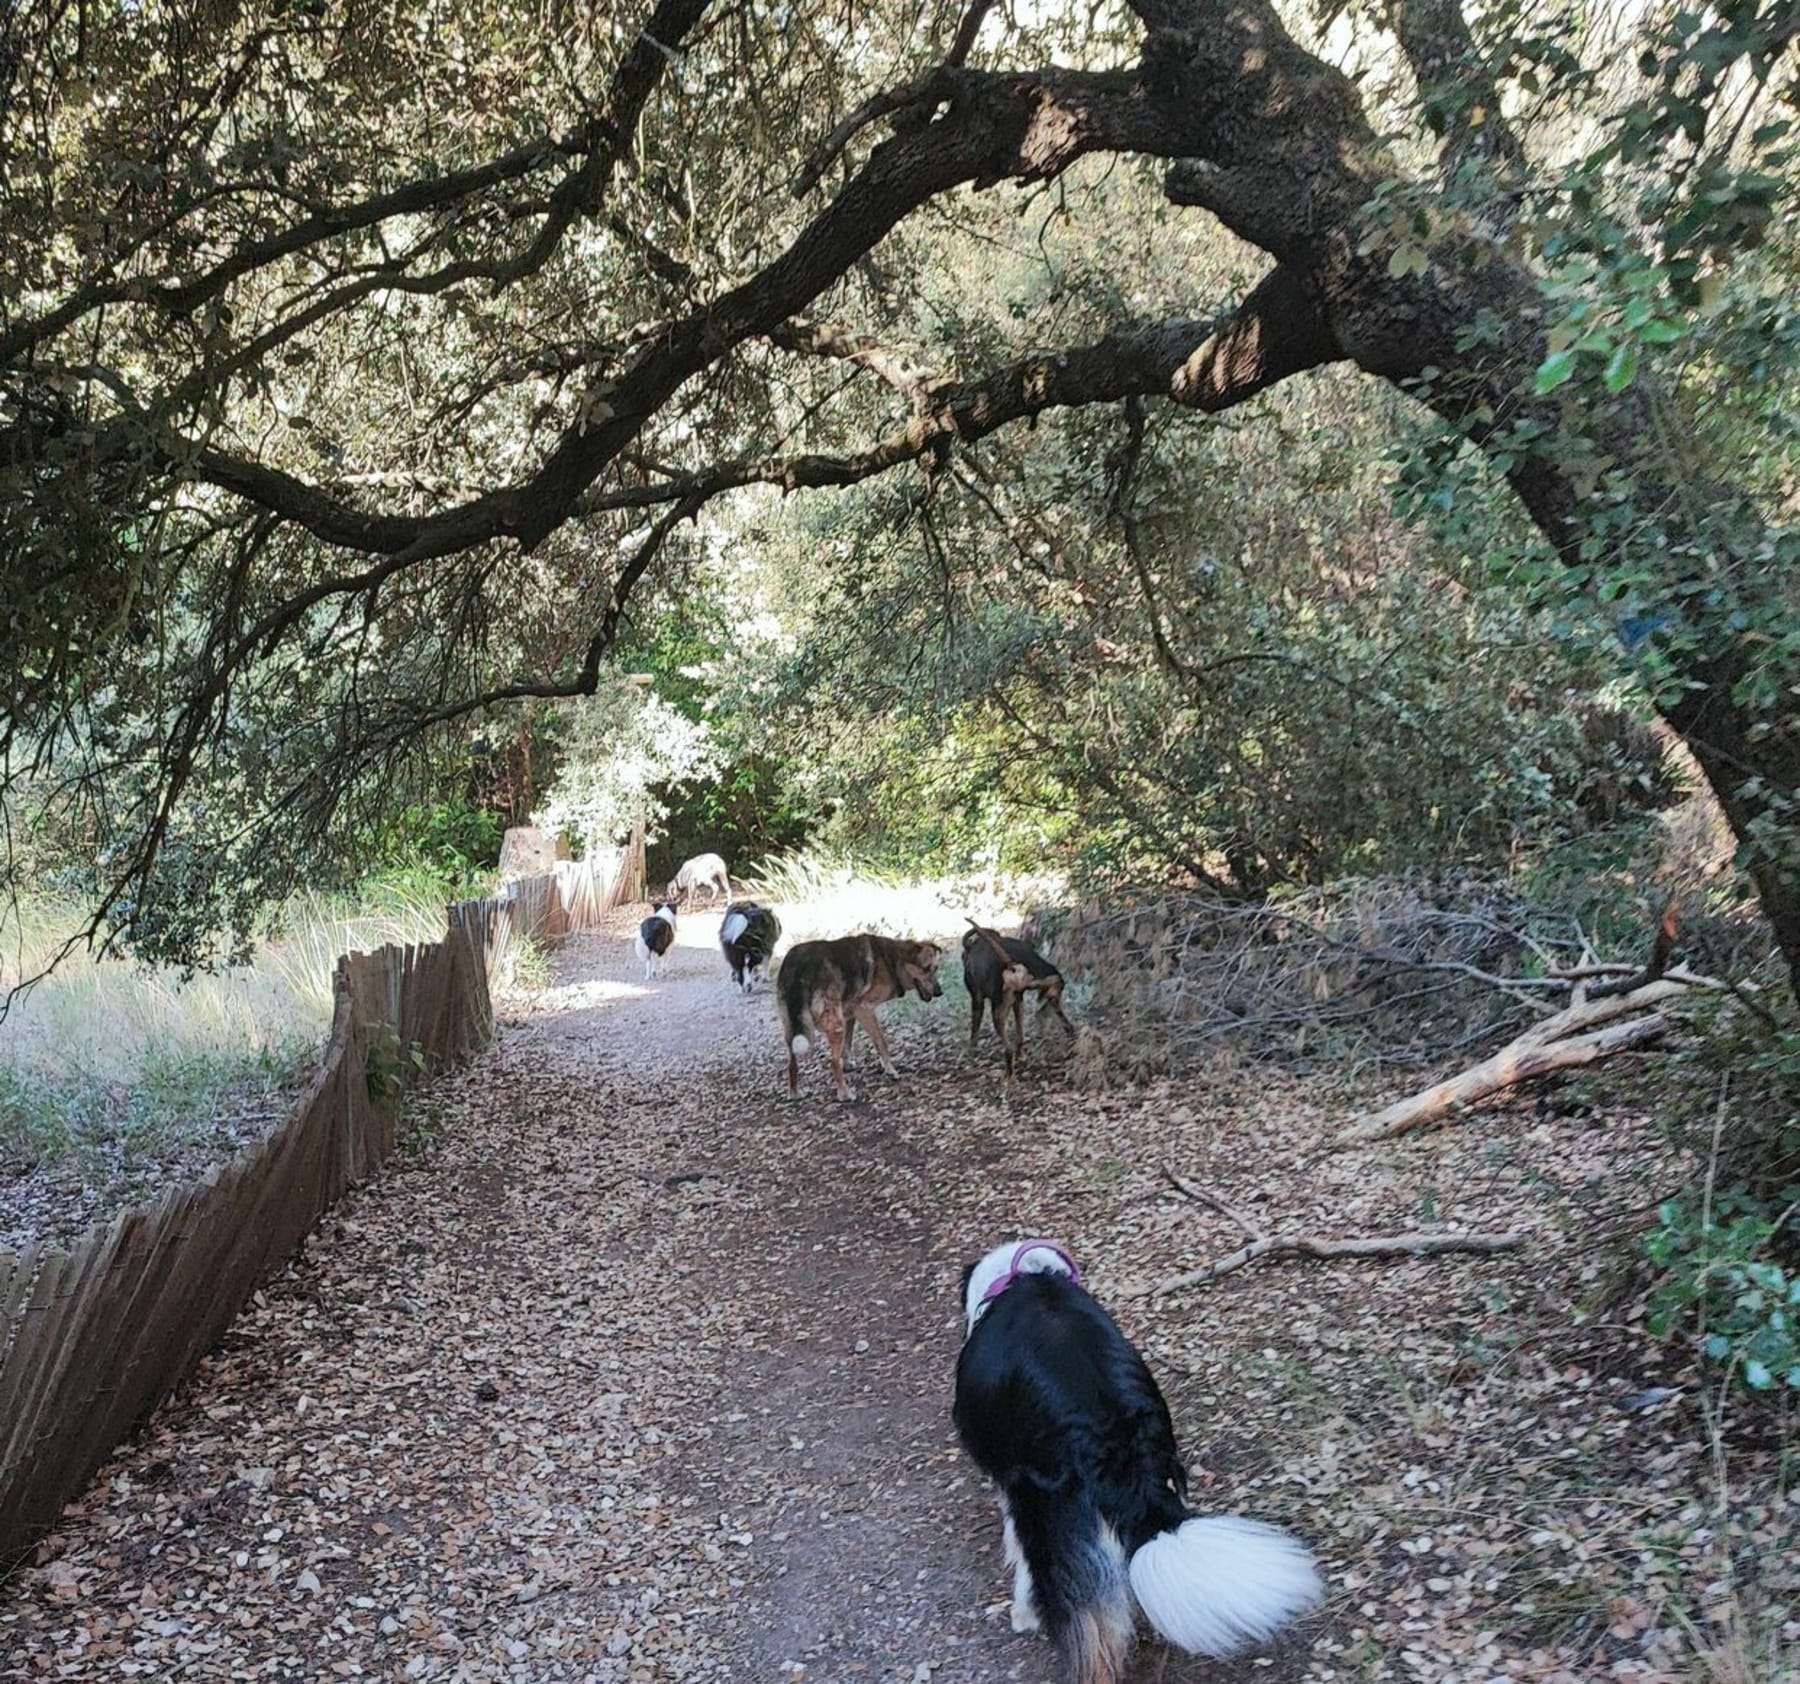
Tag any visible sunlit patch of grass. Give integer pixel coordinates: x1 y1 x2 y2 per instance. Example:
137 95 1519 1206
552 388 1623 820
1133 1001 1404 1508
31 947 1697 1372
0 877 453 1183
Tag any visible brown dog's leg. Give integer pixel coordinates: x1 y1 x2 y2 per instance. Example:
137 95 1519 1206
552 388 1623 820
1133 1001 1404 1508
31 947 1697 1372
857 1006 899 1078
1007 990 1025 1075
828 1029 855 1102
816 1004 854 1101
969 991 984 1050
787 1046 801 1095
1041 984 1077 1037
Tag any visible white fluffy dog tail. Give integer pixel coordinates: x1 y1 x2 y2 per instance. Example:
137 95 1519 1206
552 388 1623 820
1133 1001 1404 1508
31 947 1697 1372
1127 1515 1321 1659
790 1033 810 1055
633 936 650 965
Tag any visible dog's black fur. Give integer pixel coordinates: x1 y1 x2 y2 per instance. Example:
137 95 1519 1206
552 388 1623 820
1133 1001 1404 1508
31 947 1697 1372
637 911 676 960
954 1252 1320 1682
720 901 781 991
956 1271 1187 1646
961 929 1076 1062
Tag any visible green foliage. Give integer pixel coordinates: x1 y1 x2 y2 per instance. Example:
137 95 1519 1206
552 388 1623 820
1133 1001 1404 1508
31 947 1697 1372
534 684 723 856
362 1023 428 1107
1647 1194 1800 1394
1 0 1794 991
0 1042 312 1179
1387 0 1800 970
1645 1014 1800 1395
730 377 1670 889
413 797 504 879
648 755 820 886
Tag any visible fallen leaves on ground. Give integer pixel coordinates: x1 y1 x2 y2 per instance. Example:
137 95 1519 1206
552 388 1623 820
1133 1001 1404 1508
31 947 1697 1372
1 899 1793 1682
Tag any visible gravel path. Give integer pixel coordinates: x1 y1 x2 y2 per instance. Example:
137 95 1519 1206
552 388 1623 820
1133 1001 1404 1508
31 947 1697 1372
0 907 1326 1681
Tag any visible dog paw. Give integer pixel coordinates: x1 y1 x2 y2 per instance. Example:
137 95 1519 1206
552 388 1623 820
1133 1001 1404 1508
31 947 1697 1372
1009 1599 1041 1634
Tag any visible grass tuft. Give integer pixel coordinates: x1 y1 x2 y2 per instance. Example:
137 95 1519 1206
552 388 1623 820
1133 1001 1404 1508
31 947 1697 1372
0 878 454 1223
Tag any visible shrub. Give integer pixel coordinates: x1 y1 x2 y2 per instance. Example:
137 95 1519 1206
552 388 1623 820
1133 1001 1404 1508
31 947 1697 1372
1645 1020 1800 1394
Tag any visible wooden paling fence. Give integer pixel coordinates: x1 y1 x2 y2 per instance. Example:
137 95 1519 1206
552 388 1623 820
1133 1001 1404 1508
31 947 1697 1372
0 860 628 1574
491 850 633 958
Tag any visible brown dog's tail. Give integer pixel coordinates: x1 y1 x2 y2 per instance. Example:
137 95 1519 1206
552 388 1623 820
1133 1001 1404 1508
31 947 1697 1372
966 918 1016 969
777 953 815 1056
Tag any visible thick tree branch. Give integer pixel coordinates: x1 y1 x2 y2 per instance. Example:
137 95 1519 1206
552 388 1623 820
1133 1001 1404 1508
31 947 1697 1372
554 274 1338 530
0 0 712 366
179 62 1177 553
764 318 932 402
1390 0 1528 187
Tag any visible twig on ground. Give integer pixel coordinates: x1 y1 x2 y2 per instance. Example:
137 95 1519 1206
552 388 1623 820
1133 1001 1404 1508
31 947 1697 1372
1128 1228 1524 1298
1158 1164 1263 1241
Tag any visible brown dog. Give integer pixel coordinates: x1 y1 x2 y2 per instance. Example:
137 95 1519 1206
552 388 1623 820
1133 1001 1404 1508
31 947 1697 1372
777 933 943 1100
962 924 1077 1075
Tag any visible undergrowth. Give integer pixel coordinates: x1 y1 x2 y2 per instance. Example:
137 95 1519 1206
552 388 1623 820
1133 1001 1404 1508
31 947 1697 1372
1646 1004 1800 1396
0 869 458 1182
0 1041 314 1182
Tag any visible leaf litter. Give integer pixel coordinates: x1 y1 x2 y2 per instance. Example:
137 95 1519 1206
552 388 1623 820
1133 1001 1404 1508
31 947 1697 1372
1 896 1794 1682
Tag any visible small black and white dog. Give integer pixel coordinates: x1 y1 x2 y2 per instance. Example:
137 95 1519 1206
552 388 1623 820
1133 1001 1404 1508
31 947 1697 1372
954 1240 1321 1683
634 903 677 981
719 901 781 993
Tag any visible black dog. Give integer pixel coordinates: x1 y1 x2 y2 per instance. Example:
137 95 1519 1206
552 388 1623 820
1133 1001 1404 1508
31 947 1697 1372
962 926 1076 1070
954 1240 1321 1683
719 901 781 993
633 903 677 982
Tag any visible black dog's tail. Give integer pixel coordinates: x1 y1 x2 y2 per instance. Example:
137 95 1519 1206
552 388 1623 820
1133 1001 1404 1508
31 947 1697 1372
1127 1512 1322 1659
1017 1486 1133 1684
1021 1485 1320 1682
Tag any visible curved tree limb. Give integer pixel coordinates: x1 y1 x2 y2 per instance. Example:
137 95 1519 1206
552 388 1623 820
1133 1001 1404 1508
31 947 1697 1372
0 0 714 366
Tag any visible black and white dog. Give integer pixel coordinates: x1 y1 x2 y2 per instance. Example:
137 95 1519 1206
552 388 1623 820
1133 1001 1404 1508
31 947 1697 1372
634 903 677 981
954 1240 1321 1684
719 901 781 993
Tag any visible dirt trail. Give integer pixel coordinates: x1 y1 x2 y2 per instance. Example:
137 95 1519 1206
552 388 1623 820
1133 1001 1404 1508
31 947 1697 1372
0 904 1327 1682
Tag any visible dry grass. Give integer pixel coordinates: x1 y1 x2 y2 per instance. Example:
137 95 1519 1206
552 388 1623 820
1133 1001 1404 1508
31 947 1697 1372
0 880 456 1241
0 883 451 1086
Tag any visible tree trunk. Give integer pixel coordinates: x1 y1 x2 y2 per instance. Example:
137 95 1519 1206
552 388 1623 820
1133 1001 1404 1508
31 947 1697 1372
1138 0 1800 997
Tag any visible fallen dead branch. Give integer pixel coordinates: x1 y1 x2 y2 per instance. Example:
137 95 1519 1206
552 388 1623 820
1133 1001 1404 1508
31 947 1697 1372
1332 974 1702 1148
1128 1165 1523 1297
1327 906 1733 1148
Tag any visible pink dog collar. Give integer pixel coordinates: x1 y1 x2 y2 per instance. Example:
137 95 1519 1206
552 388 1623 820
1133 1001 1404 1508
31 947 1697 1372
981 1240 1081 1304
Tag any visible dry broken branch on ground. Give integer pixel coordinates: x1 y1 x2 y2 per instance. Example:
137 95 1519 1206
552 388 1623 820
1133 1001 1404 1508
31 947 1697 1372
1130 1165 1523 1297
1330 963 1722 1149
